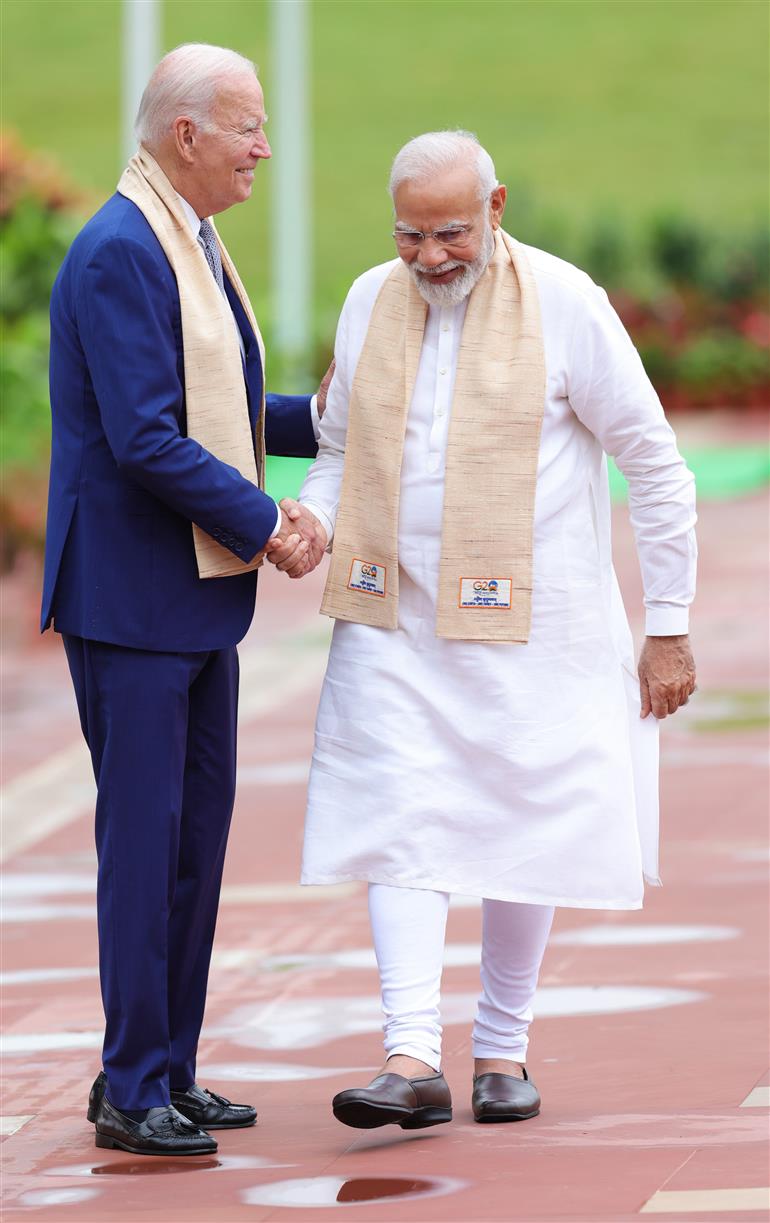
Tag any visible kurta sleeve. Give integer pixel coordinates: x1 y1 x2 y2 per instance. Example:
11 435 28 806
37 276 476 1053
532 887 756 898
298 296 353 545
566 284 697 635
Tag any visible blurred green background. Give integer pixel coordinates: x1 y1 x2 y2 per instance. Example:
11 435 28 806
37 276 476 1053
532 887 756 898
4 0 768 321
1 0 768 554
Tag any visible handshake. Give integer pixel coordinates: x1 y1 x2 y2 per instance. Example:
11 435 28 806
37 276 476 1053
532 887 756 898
263 498 328 579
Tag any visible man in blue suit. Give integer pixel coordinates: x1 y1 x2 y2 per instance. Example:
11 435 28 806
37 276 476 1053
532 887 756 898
42 43 327 1155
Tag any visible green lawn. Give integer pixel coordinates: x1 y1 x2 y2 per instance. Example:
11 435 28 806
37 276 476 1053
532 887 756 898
3 0 768 363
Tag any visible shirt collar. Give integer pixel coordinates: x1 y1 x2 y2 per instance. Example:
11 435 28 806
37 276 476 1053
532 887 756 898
176 192 204 239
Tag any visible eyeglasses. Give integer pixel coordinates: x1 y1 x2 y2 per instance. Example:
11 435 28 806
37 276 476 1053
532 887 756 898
392 224 474 250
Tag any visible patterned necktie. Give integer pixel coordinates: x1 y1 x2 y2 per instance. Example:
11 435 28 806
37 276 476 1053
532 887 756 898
198 216 248 372
198 218 225 296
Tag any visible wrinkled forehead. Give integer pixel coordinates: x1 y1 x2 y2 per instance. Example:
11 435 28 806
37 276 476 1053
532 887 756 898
393 163 481 228
212 72 266 125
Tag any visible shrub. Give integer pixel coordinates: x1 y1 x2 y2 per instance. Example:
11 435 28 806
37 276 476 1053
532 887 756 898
648 214 708 289
0 133 84 564
675 331 770 400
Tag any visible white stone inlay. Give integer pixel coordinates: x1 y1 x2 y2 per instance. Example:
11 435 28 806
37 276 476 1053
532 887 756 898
19 1188 101 1207
261 943 483 971
732 847 770 862
0 747 96 866
551 924 739 947
0 620 332 864
0 967 98 987
237 762 309 785
0 1115 34 1135
1 872 95 896
211 949 264 970
216 985 705 1051
1 1031 102 1056
198 1062 369 1083
1 902 94 923
641 1187 770 1213
741 1086 770 1107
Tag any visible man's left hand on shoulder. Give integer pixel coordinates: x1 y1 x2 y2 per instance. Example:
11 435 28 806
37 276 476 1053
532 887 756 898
638 635 697 720
316 357 336 419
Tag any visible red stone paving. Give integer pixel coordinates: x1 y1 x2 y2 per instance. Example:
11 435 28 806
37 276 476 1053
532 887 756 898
1 454 768 1221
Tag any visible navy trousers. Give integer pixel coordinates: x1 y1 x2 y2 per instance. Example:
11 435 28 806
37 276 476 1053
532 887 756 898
62 635 239 1110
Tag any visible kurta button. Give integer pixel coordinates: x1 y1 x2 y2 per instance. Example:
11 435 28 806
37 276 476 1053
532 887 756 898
439 367 447 375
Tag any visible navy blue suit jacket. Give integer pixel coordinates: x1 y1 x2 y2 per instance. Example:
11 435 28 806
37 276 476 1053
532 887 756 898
42 193 317 652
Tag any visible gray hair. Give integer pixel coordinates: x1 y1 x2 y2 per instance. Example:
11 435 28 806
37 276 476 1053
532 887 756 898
389 130 498 201
135 43 258 148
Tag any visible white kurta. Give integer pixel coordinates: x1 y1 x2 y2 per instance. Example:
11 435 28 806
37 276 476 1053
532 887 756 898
299 244 696 910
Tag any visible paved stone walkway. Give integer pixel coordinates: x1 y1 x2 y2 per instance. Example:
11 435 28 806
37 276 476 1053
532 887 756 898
1 469 768 1220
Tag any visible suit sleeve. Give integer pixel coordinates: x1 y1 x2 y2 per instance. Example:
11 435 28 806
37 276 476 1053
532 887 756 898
78 235 279 562
265 393 318 458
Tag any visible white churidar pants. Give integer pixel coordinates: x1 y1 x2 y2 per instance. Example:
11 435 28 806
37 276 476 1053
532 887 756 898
368 884 555 1072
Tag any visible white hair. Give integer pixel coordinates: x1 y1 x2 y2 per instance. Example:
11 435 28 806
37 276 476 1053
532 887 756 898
135 43 258 148
389 130 498 201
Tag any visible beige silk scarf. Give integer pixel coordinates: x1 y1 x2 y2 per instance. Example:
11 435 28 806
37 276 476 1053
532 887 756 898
320 229 545 643
118 148 266 579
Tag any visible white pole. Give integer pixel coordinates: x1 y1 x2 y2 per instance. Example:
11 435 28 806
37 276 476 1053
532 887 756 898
270 0 312 389
122 0 160 167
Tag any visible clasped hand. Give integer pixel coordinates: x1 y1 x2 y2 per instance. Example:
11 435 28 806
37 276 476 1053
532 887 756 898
264 499 327 578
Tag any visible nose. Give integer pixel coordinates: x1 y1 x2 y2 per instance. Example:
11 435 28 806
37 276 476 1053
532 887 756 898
417 236 450 267
253 130 272 159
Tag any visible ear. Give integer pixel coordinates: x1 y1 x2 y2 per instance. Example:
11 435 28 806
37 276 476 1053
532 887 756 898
489 184 507 230
172 116 197 164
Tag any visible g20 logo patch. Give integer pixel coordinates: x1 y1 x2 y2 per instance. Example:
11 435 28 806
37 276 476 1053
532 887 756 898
459 577 512 609
348 558 387 597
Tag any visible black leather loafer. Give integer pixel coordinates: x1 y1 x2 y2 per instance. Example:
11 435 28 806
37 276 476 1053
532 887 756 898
88 1071 256 1131
170 1082 257 1130
86 1070 105 1123
472 1068 541 1122
94 1097 217 1155
332 1071 452 1130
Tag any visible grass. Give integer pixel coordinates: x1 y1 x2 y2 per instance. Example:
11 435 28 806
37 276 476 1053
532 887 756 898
2 0 768 362
607 445 770 502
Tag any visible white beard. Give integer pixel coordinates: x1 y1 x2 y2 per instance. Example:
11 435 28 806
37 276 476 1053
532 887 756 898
409 220 496 308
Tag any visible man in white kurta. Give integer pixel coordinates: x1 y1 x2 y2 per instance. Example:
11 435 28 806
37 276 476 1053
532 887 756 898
287 131 696 1130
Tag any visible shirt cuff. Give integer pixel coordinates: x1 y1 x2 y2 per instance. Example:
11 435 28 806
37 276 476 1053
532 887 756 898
645 607 690 636
300 499 335 549
310 395 320 441
270 501 282 539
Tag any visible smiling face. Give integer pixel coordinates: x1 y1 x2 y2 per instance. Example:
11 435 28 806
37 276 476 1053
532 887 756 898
176 72 271 217
393 163 506 307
